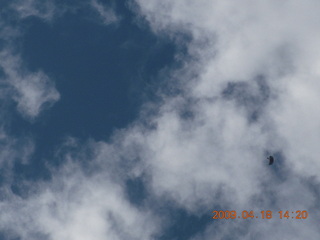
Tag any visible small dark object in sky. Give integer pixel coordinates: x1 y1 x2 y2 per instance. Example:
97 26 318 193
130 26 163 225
267 156 274 165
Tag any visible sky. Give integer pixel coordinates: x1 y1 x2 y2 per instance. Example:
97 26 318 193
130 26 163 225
0 0 320 239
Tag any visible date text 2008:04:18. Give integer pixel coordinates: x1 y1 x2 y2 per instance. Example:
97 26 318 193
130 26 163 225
212 210 308 220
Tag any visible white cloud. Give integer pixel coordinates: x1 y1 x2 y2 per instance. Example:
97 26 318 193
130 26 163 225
11 0 56 21
0 51 60 119
91 0 120 26
0 161 159 240
125 0 320 238
0 128 34 185
0 1 60 120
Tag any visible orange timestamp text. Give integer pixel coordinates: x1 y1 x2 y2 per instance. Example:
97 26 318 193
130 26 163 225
211 210 308 220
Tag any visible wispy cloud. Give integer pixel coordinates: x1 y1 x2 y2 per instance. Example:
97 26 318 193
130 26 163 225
0 0 60 120
0 51 60 119
10 0 56 21
91 0 120 26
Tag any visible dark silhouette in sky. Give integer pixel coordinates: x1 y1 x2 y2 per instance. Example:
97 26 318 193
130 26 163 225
268 156 274 165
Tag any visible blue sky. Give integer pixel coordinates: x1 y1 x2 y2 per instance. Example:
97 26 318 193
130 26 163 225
0 0 320 239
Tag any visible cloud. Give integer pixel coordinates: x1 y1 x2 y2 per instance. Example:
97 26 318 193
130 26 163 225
0 160 160 240
91 0 120 26
0 0 60 120
0 129 34 179
125 0 320 238
10 0 56 21
0 51 60 119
